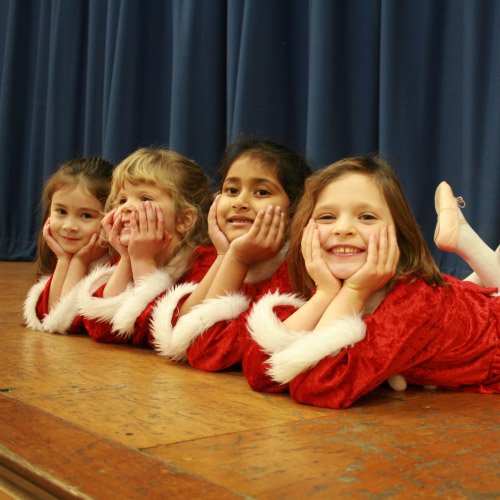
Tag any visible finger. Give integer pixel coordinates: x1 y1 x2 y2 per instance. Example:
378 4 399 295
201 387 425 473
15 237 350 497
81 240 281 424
365 232 378 269
138 202 149 233
263 206 283 245
155 205 165 239
387 225 400 272
248 208 267 237
376 226 389 271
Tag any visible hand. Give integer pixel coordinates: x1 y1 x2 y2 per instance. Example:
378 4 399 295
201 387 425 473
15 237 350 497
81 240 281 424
301 219 341 296
73 231 107 266
208 195 230 255
128 202 172 263
344 225 399 298
43 218 72 261
102 209 128 258
228 205 285 266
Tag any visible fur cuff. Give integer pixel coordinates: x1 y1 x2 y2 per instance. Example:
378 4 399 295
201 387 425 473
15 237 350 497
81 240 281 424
247 292 307 353
268 315 366 384
78 265 132 322
42 279 87 334
151 282 198 358
168 293 250 360
111 269 176 338
23 277 50 331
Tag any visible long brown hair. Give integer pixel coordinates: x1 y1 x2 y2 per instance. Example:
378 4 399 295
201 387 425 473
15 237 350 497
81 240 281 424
288 155 445 297
106 147 212 255
36 157 115 276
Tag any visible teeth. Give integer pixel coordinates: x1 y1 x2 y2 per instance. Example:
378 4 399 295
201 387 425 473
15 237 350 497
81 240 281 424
332 247 362 254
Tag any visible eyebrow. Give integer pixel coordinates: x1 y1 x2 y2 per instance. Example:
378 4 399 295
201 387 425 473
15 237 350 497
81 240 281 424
224 177 281 189
53 203 100 214
314 202 380 212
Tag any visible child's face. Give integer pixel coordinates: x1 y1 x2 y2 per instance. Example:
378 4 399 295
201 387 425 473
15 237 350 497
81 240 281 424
312 173 395 280
114 181 181 249
217 156 290 242
49 186 103 254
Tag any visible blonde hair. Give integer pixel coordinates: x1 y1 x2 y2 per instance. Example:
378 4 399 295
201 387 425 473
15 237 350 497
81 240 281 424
36 157 114 276
288 155 445 297
107 147 212 253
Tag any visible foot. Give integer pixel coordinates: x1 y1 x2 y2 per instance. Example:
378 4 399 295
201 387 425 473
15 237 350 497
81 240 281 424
434 181 466 252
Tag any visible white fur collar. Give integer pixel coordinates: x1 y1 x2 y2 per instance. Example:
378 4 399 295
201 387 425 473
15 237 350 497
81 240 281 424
23 276 50 331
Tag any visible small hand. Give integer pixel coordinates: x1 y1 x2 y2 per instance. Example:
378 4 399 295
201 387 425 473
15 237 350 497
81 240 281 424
73 231 107 266
209 195 230 255
102 209 128 258
228 205 285 266
43 218 72 260
128 202 172 262
301 219 341 296
344 225 399 297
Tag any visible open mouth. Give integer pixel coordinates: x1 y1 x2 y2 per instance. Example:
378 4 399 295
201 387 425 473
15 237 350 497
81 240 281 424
227 217 254 226
328 245 364 255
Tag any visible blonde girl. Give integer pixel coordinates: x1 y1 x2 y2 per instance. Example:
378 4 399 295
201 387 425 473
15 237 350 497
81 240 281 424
79 147 214 345
245 156 499 407
24 157 114 334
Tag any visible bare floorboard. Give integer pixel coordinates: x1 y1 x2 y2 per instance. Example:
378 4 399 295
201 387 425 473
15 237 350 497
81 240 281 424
0 261 498 498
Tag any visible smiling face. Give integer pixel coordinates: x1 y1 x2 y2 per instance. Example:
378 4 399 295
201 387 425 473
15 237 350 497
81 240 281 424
312 173 395 279
216 156 290 242
113 180 182 252
49 185 103 254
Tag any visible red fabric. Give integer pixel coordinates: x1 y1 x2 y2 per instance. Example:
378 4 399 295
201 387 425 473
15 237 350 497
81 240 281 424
186 259 293 372
84 245 217 346
36 275 85 334
286 276 499 409
242 304 296 393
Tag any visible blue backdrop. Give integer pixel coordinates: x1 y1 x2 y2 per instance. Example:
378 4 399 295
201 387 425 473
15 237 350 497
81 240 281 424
0 0 499 278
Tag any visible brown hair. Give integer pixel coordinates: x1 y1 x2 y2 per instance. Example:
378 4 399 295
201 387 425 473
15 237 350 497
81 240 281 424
288 155 445 297
36 157 115 276
106 147 212 256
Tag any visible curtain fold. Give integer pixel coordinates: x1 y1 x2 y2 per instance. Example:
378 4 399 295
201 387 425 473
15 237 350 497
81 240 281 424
0 0 498 279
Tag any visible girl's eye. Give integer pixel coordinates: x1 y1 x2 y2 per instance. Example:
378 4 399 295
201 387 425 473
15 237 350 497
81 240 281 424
81 212 95 220
256 188 271 196
223 186 238 195
54 208 66 215
140 196 153 202
316 214 335 222
360 214 377 221
118 197 127 205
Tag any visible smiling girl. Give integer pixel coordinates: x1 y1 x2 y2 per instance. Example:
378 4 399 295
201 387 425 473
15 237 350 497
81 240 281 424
24 157 114 334
245 155 499 407
151 139 311 370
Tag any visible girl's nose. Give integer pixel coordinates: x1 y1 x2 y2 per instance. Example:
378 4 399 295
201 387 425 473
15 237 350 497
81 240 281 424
231 192 249 209
62 219 79 232
332 216 355 235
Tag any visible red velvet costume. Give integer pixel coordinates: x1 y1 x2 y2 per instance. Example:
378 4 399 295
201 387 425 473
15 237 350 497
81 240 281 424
244 275 499 408
151 250 292 371
79 246 216 346
23 256 110 334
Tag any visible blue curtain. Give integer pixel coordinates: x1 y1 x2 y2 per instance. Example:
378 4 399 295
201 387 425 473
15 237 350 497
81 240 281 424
0 0 498 279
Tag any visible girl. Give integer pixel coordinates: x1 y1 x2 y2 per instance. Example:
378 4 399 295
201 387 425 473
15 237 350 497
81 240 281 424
151 139 311 370
244 156 499 408
78 147 215 345
24 157 115 334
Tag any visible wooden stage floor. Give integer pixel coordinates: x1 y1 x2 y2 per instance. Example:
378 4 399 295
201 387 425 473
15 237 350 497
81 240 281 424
0 261 498 499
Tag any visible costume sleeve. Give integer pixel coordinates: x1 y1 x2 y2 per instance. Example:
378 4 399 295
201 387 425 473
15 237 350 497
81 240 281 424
242 292 306 393
276 281 444 408
78 264 133 343
23 276 51 331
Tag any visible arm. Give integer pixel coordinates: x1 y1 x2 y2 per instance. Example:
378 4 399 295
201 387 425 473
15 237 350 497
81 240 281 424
102 210 133 297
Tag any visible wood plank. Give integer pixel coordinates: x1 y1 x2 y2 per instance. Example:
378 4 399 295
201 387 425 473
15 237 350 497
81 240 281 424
0 395 238 499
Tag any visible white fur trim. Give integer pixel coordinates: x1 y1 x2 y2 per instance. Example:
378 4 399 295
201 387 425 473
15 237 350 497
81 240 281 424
151 282 198 358
155 292 250 361
247 292 307 353
77 264 132 322
268 315 366 384
42 278 87 334
23 277 50 331
112 269 176 338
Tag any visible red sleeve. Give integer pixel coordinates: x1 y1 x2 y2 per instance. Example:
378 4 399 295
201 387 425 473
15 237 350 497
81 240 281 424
242 305 296 393
187 260 292 372
289 278 499 408
82 284 127 344
35 276 53 319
